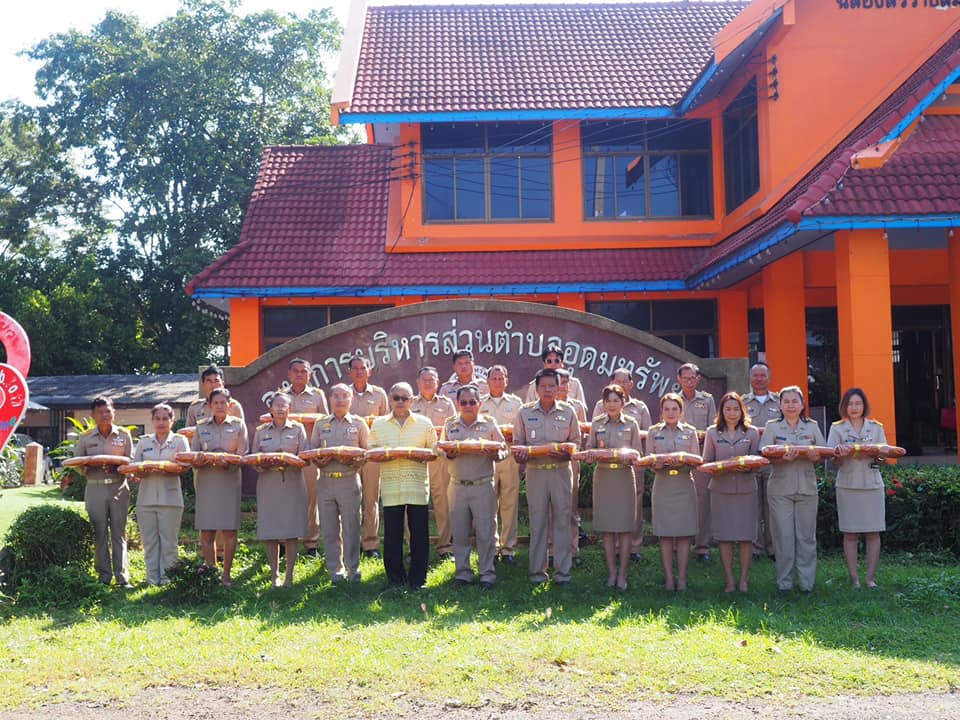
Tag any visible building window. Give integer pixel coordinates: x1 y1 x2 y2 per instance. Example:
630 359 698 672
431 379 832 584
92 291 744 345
723 78 760 213
422 122 553 222
587 300 717 357
581 120 712 220
262 305 390 350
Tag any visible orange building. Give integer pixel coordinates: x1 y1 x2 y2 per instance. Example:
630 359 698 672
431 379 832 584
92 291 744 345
188 0 960 455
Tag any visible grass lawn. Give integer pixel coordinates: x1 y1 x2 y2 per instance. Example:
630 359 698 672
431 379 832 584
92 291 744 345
1 486 959 712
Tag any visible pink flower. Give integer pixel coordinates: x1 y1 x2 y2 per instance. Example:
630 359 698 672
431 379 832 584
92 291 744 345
887 488 895 496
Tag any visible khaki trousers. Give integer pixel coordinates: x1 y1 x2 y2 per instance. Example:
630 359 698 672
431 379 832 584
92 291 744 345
528 465 573 583
630 468 646 552
493 455 520 556
694 470 712 553
85 481 130 584
301 465 320 548
137 505 182 585
448 479 497 584
319 473 362 581
360 462 381 551
428 457 452 554
548 460 580 558
768 492 818 591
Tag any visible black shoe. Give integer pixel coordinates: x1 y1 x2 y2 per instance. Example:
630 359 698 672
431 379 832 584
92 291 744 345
363 549 381 559
548 555 554 569
453 578 470 587
555 579 571 589
696 552 711 563
438 551 454 561
303 547 320 559
499 554 517 565
479 581 494 591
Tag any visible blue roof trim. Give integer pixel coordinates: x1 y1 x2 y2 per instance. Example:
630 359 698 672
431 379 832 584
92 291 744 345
689 213 960 287
678 62 721 117
881 65 960 143
192 279 688 300
339 107 675 124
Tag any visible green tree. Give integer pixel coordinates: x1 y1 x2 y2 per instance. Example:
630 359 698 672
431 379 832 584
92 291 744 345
26 0 344 371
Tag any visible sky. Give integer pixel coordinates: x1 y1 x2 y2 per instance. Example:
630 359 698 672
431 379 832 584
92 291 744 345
1 0 355 104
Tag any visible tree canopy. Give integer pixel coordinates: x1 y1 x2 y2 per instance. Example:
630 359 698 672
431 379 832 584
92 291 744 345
0 0 344 374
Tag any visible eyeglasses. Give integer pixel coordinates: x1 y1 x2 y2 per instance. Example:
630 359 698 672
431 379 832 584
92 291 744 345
459 399 479 406
392 395 411 402
544 358 562 365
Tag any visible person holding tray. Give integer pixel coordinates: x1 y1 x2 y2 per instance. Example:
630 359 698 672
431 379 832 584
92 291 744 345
309 383 369 584
438 385 507 589
760 385 825 594
73 396 134 587
368 382 437 590
191 387 249 586
512 368 582 587
646 392 701 592
131 403 189 586
583 384 644 591
701 392 760 593
251 393 308 588
827 388 889 589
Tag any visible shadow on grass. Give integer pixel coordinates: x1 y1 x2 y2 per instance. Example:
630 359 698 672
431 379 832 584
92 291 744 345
5 538 959 669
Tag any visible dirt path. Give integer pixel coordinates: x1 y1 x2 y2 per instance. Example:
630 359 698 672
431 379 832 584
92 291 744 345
1 688 958 720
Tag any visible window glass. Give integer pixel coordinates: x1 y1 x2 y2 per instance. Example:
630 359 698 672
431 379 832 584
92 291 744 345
648 155 680 217
454 157 485 220
424 158 454 221
520 156 552 219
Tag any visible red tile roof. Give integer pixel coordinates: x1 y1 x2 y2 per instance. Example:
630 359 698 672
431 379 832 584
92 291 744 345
186 144 701 297
345 2 748 116
803 115 960 218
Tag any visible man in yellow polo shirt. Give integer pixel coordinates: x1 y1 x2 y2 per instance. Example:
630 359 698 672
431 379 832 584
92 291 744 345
368 382 437 590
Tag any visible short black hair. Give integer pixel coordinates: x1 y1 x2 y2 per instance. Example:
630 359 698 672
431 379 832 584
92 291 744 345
91 396 114 412
541 345 563 362
200 365 223 381
451 349 473 363
456 385 481 403
288 357 310 369
534 368 560 388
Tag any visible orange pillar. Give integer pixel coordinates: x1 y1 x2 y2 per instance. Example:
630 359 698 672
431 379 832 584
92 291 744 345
761 253 808 399
949 233 960 461
229 298 262 366
834 229 895 443
717 289 749 358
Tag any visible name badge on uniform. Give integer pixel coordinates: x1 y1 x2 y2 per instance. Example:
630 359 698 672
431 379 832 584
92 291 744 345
346 426 358 435
530 429 537 440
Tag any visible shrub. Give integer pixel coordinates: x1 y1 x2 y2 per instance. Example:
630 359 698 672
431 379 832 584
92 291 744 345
14 566 109 608
2 505 94 587
817 463 960 555
157 556 222 605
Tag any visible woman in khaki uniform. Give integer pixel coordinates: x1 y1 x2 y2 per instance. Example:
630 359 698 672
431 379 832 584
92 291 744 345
647 392 700 591
827 388 886 589
760 385 825 593
133 403 189 586
191 387 249 586
583 384 644 591
702 392 760 593
252 393 308 587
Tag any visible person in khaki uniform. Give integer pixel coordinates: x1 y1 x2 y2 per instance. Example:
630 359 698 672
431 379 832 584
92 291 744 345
439 385 507 589
74 396 134 587
347 356 389 558
552 369 587 565
411 366 458 558
513 369 582 586
132 403 189 586
186 365 245 426
191 388 249 586
310 383 369 584
760 385 825 593
701 392 761 593
282 358 329 559
742 362 779 558
524 345 586 405
583 385 644 591
827 388 887 589
592 369 652 562
251 393 308 588
439 349 489 402
646 393 701 591
479 364 523 564
677 362 715 562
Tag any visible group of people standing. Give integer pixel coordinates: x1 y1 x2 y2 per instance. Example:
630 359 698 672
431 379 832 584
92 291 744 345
72 348 890 595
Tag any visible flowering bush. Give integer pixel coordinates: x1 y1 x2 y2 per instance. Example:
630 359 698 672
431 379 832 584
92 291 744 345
817 463 960 554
